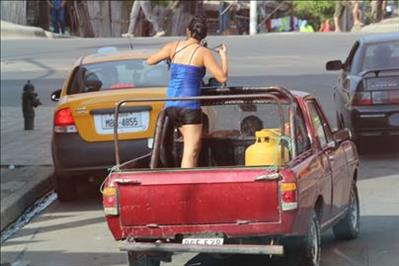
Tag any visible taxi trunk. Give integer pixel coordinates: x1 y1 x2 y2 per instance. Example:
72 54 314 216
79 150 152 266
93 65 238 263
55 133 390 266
58 88 165 142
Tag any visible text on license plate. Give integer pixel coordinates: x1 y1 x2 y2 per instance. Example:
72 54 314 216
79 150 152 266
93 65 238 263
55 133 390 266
101 112 142 129
182 238 224 246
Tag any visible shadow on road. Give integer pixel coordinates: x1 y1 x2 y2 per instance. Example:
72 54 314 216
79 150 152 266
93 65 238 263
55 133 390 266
359 136 399 155
183 216 399 266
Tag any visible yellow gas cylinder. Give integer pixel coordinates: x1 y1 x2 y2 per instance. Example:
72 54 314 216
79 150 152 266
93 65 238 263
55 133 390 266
245 129 283 166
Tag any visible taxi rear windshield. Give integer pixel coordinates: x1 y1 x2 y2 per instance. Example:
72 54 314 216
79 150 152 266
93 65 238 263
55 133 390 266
67 59 169 94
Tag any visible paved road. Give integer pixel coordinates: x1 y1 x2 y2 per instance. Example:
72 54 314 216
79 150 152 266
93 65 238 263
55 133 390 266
1 33 398 266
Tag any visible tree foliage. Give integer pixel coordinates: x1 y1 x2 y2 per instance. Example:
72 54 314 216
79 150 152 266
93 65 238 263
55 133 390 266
293 0 335 27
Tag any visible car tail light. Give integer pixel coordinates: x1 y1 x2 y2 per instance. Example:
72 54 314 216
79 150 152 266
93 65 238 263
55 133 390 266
54 108 77 133
280 182 298 211
103 186 119 216
372 91 389 104
388 90 399 104
352 92 372 105
370 90 399 104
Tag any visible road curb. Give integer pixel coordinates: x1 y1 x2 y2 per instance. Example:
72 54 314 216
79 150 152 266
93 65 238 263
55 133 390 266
0 167 54 232
1 20 48 39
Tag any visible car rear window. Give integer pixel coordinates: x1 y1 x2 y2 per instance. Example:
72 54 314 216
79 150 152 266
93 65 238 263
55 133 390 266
67 59 169 94
362 41 399 72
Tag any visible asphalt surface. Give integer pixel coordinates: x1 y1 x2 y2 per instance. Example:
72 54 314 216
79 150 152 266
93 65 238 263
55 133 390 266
1 33 399 266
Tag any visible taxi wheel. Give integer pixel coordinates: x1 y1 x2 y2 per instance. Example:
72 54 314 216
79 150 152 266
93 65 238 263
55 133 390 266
54 174 77 202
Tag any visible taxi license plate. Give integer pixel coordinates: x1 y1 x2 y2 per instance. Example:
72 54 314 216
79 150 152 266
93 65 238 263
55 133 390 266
182 238 224 246
101 112 142 129
94 111 149 135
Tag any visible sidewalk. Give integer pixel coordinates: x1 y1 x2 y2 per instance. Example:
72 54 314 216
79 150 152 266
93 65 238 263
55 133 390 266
1 106 54 232
356 16 399 32
1 20 67 39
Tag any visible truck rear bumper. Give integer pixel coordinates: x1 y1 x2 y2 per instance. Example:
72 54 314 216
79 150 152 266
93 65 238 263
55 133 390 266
119 241 284 255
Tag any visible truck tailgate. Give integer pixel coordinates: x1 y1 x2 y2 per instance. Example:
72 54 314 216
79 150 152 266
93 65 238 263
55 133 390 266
116 169 280 226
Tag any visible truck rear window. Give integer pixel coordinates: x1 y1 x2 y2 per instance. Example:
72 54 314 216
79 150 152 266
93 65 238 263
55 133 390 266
157 100 297 168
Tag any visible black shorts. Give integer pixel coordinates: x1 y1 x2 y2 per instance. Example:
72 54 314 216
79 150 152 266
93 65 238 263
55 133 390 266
165 107 202 127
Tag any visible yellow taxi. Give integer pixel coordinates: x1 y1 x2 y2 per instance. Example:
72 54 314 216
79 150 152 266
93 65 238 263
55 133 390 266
51 48 169 201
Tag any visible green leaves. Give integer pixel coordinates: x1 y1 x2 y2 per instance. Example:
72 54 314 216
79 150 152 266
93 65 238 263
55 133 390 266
293 0 335 27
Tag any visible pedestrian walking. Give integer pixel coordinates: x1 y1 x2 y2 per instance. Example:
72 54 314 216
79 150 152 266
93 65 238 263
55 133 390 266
48 0 66 35
22 80 42 130
333 0 364 32
218 0 231 34
122 0 165 38
371 0 387 22
146 16 228 168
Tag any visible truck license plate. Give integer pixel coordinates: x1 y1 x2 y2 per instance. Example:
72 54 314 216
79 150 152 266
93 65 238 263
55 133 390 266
182 238 224 246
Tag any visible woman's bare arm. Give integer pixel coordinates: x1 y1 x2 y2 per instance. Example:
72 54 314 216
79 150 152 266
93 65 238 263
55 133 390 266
203 45 228 83
146 42 174 65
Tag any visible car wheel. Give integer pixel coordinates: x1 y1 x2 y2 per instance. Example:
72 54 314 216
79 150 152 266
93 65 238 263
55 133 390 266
283 211 321 266
333 184 360 240
53 174 77 202
299 211 321 266
127 252 160 266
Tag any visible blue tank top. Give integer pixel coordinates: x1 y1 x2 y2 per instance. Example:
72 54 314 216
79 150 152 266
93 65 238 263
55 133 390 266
165 41 206 110
166 63 205 109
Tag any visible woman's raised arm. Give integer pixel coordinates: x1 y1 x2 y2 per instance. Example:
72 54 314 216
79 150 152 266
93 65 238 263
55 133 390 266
146 42 174 65
203 44 228 83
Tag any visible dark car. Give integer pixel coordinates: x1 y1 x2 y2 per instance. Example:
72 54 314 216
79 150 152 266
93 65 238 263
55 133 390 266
326 33 399 147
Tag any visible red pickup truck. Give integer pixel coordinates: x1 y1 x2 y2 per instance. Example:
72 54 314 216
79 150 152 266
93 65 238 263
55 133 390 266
102 87 360 266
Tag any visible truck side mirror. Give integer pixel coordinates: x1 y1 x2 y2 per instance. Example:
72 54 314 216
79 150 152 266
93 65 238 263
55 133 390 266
326 60 343 71
333 128 352 144
51 89 62 102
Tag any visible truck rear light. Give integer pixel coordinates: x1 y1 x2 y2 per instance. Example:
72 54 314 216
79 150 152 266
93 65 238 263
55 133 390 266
54 108 77 133
352 92 372 105
280 182 298 211
103 187 119 216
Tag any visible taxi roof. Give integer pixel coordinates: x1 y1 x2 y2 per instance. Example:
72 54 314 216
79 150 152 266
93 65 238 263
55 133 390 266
77 49 151 66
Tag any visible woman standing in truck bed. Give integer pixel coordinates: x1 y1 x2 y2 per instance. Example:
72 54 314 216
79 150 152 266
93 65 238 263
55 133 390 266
147 16 228 168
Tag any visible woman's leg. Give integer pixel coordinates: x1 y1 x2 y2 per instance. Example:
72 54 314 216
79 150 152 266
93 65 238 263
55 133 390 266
179 124 202 168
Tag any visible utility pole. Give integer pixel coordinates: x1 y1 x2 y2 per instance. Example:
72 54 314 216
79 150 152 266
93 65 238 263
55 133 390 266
250 0 257 35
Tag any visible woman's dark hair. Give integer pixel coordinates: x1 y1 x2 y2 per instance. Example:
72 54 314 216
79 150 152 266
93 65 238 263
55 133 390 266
188 16 207 41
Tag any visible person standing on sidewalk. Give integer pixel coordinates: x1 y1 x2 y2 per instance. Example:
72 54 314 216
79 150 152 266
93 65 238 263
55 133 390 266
22 80 42 130
48 0 66 35
122 0 165 38
333 0 364 32
146 16 228 168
